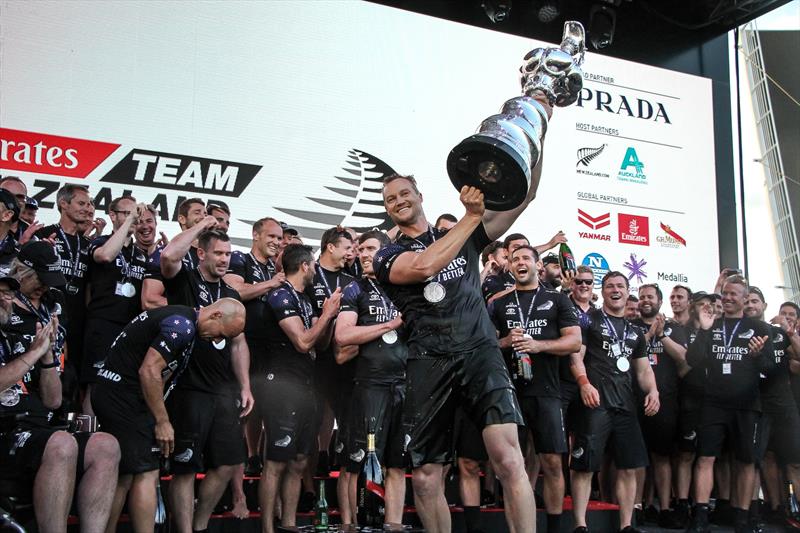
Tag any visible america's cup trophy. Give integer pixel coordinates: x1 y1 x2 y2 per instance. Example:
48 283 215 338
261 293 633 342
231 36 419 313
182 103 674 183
447 21 586 211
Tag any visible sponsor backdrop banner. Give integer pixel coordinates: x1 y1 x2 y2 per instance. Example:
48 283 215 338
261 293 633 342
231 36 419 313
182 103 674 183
0 0 717 294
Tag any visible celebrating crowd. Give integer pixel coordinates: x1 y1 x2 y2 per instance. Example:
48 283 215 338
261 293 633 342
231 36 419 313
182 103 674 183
0 160 799 533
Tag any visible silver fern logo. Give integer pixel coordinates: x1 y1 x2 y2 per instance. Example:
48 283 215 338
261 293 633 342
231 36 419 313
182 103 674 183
576 144 609 178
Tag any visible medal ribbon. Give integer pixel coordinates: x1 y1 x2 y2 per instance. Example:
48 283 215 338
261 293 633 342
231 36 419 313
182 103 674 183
513 288 540 332
283 282 312 330
601 311 629 359
195 269 221 304
316 263 340 297
57 226 82 283
367 278 395 323
15 291 67 358
249 253 273 282
721 319 742 362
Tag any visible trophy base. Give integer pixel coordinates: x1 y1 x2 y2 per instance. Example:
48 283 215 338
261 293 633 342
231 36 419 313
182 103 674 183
447 134 532 211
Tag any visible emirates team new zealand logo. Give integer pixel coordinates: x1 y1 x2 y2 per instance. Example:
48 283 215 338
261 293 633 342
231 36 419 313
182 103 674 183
274 149 396 241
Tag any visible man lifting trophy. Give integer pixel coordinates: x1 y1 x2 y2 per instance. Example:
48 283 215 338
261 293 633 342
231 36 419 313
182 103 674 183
447 21 586 211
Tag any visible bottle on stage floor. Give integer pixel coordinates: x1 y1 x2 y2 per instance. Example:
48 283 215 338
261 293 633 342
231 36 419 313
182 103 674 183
357 417 385 527
313 478 329 530
559 241 576 275
789 481 800 519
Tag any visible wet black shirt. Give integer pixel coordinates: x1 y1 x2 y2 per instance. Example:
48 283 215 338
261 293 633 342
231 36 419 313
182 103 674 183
264 283 316 383
228 251 276 342
760 323 795 410
0 233 20 277
340 278 407 384
631 318 688 397
488 287 579 397
86 237 149 324
686 316 774 410
373 224 494 358
163 264 241 395
305 264 354 363
581 308 647 411
482 271 515 302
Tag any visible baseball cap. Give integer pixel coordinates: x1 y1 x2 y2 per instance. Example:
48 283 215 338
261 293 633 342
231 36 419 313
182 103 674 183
24 196 39 209
280 222 298 236
0 276 20 291
691 291 719 304
0 189 20 222
542 253 559 266
17 241 67 287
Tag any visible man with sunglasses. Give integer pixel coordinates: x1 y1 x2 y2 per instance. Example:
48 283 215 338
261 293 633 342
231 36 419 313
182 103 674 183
160 222 253 533
82 196 150 413
0 189 21 277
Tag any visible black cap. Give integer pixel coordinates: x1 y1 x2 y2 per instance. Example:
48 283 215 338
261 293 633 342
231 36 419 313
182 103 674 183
0 189 20 223
17 241 67 287
24 196 38 209
542 253 559 266
0 276 20 291
692 291 719 303
749 285 765 302
280 222 299 236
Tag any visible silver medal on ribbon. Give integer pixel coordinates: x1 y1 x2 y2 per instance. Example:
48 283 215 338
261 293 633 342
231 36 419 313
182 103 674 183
382 330 398 345
0 387 20 407
423 281 446 303
616 357 630 372
120 282 136 298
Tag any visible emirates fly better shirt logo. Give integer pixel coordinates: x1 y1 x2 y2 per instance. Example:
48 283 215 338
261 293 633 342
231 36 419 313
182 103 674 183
618 213 650 246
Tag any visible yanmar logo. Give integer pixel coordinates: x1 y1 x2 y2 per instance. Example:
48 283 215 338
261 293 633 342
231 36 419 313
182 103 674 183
618 213 649 246
0 128 120 179
578 209 611 241
101 149 261 198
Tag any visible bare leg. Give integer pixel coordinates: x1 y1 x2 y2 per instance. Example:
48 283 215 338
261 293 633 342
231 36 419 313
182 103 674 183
675 451 695 501
385 467 407 525
34 431 78 533
77 432 120 533
82 384 95 415
693 456 716 503
280 455 308 528
260 460 286 533
715 454 731 500
411 463 451 533
168 473 196 533
338 469 352 525
317 402 335 463
106 474 133 533
245 414 262 459
193 464 237 530
634 467 645 509
570 470 593 528
524 430 541 493
652 453 672 510
733 460 756 510
229 462 250 519
483 423 536 533
128 470 160 533
540 453 564 514
616 468 637 528
458 457 481 506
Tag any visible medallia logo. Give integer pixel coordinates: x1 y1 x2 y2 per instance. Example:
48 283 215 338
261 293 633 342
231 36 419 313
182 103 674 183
618 213 650 246
270 148 396 244
617 147 647 184
657 222 686 248
575 144 609 178
581 253 610 289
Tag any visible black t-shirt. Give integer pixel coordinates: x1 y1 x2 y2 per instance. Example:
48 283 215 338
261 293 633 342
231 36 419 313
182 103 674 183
373 224 494 358
264 283 316 382
228 251 276 342
345 258 363 279
488 286 579 397
581 308 648 411
95 306 197 401
340 278 407 384
0 232 20 277
560 299 596 383
0 329 52 427
305 264 354 365
145 246 199 283
686 316 775 410
631 318 688 397
86 237 149 324
481 271 515 302
163 265 241 395
680 325 706 399
6 290 68 372
760 323 794 409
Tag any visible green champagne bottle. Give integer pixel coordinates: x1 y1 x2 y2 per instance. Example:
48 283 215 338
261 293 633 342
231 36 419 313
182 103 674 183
559 241 576 274
313 478 329 530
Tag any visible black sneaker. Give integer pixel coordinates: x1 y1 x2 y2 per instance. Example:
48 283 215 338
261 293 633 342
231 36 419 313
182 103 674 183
634 507 645 527
711 500 734 526
658 509 685 529
673 502 690 528
619 527 647 533
643 505 659 524
244 455 262 477
572 527 589 533
297 490 315 513
685 513 711 533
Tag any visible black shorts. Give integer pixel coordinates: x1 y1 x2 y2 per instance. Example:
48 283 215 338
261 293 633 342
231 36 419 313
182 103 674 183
167 389 246 473
314 357 340 408
571 406 649 472
696 403 761 464
247 339 270 377
521 395 568 455
81 319 125 385
346 381 406 473
93 385 159 475
640 394 678 456
560 380 581 435
0 427 91 484
403 344 523 468
764 403 800 465
259 374 317 462
454 407 488 462
676 392 703 453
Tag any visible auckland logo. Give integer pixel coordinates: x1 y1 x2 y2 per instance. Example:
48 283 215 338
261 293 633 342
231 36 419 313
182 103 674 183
255 148 395 248
575 144 609 178
617 147 647 184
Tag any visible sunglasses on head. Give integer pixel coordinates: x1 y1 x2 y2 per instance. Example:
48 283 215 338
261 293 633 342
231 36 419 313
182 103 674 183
574 279 593 286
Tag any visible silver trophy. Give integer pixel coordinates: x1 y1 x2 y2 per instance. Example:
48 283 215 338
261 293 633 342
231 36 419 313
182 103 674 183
447 21 586 211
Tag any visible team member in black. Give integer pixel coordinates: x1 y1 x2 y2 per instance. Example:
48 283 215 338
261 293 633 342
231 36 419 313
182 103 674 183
93 299 245 532
487 244 581 532
0 176 38 245
259 244 341 533
134 204 168 257
686 275 773 533
335 230 407 528
561 266 596 434
2 252 121 532
632 283 688 528
569 271 659 533
481 233 524 302
670 285 693 327
225 216 286 475
305 226 353 484
160 223 253 533
35 184 92 404
82 196 150 413
374 172 548 533
0 189 21 277
207 202 230 233
744 288 800 523
141 197 206 310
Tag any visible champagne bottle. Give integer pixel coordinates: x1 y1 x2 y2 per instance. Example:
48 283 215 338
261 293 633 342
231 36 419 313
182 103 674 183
559 241 576 274
514 334 533 381
789 481 800 519
357 417 385 527
313 479 329 530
